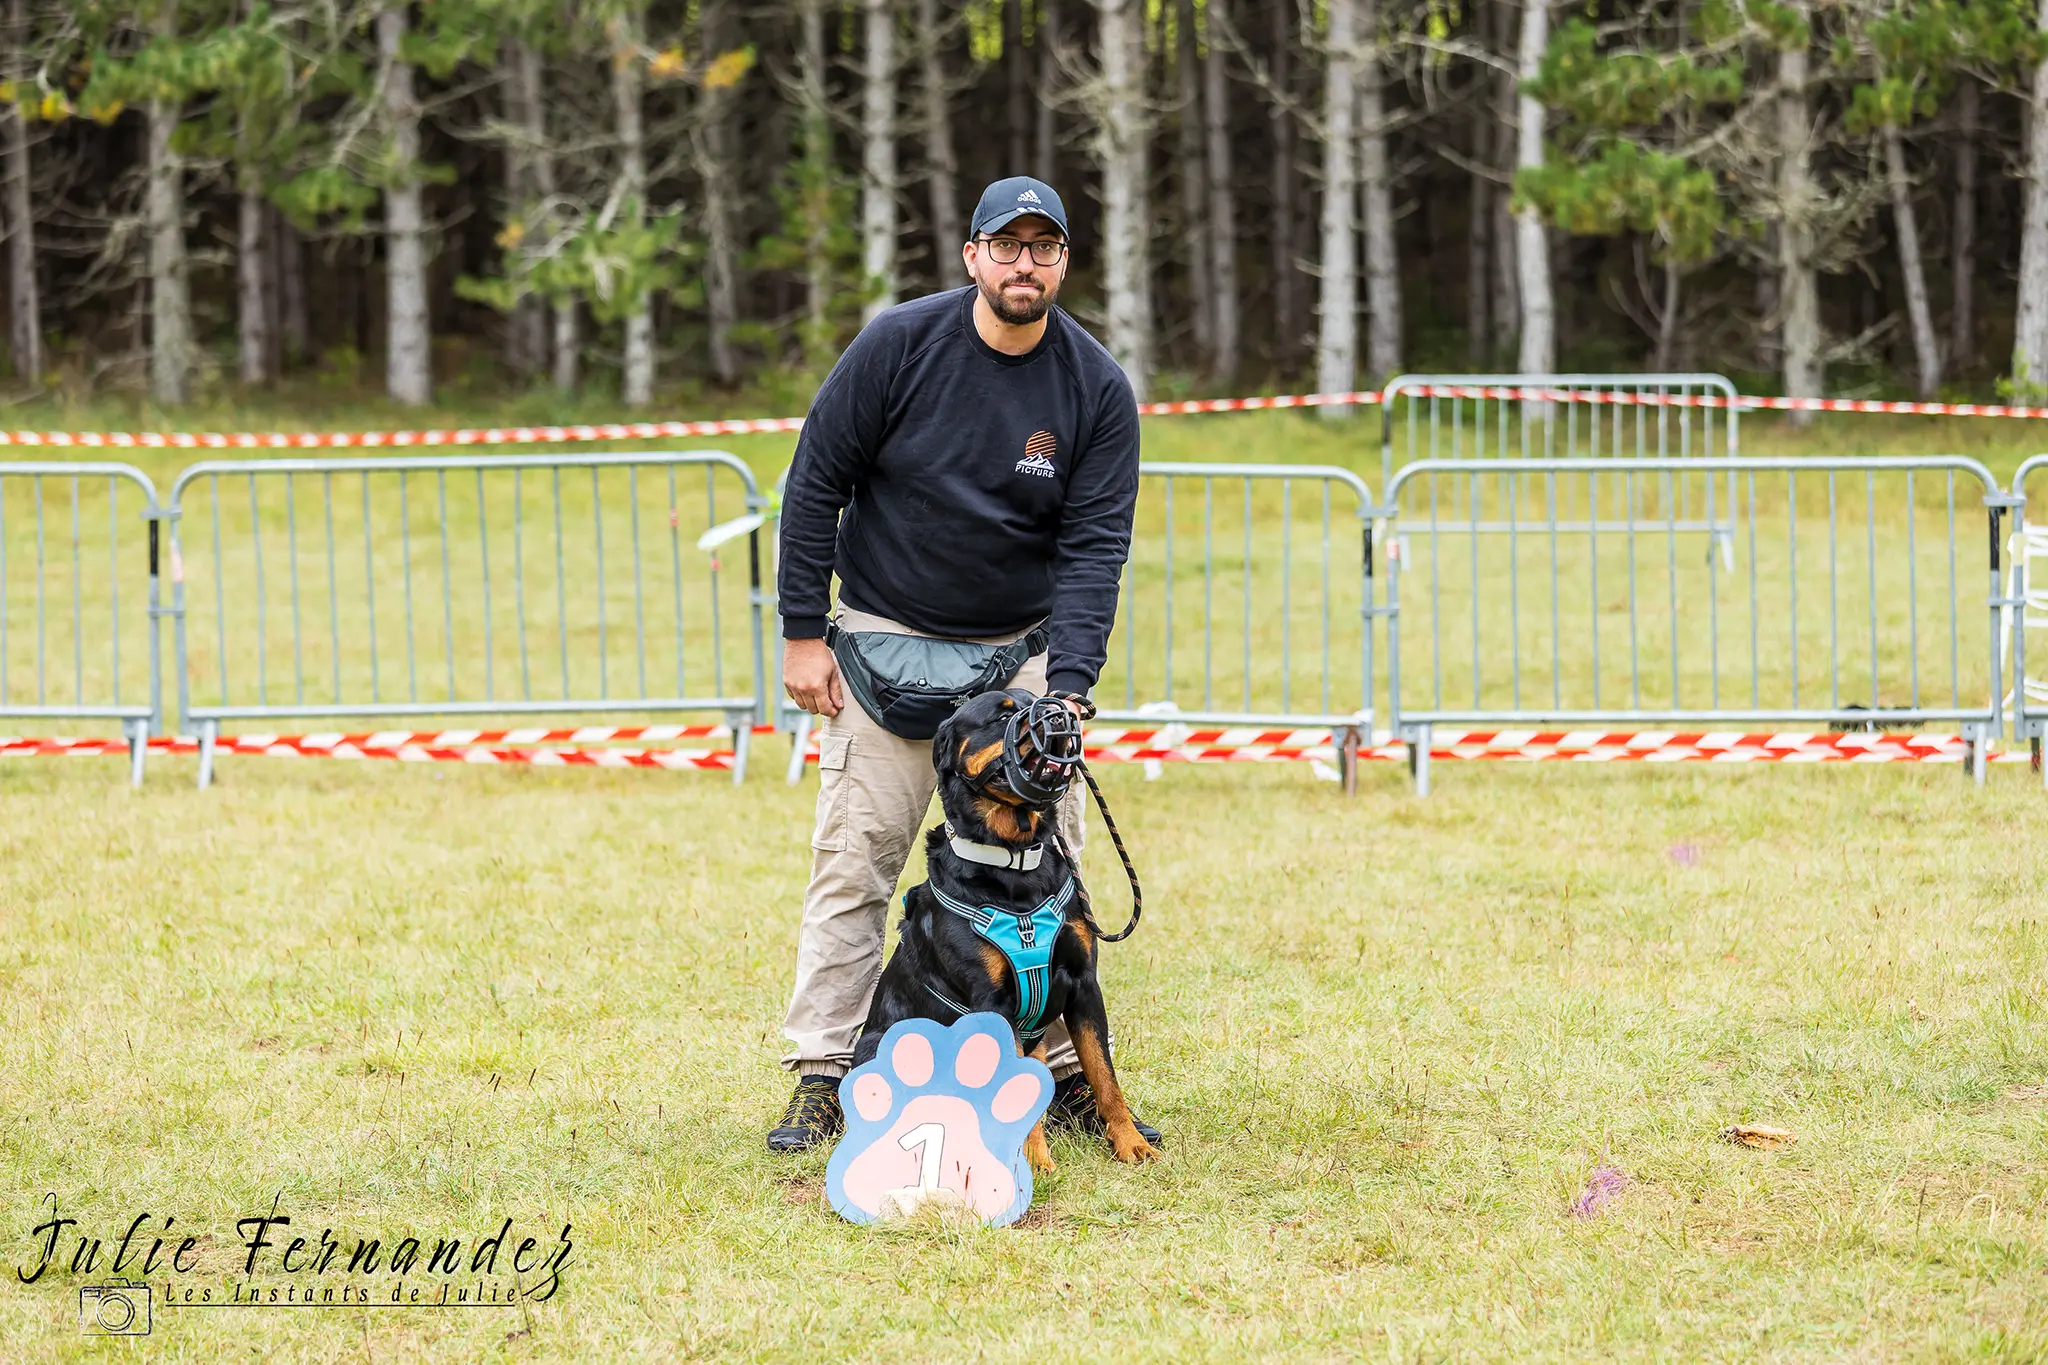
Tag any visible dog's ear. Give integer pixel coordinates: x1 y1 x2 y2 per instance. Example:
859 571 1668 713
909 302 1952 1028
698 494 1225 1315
930 711 959 772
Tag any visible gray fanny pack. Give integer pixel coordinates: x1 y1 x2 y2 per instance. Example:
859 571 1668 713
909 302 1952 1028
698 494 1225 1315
825 621 1049 741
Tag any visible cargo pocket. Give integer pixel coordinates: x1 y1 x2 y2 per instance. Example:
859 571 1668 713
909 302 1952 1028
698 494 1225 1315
810 730 853 852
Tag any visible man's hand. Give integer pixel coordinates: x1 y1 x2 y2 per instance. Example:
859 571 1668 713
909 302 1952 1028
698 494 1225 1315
1046 689 1093 721
784 637 843 718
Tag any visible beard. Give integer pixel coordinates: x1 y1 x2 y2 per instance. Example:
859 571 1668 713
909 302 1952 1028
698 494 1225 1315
979 273 1055 326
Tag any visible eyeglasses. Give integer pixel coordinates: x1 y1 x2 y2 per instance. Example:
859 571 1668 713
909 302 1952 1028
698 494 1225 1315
976 236 1068 267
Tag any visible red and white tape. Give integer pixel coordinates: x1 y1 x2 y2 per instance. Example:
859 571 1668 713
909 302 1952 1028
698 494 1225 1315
1375 729 2026 763
0 418 808 450
1376 383 2048 420
0 725 2025 769
0 733 741 768
792 725 2026 765
4 382 2043 453
196 723 753 753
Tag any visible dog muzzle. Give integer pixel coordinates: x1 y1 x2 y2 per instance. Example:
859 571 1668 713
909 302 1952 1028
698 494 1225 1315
978 691 1083 808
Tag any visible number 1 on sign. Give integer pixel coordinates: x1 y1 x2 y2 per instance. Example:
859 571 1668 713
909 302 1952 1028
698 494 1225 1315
898 1122 945 1188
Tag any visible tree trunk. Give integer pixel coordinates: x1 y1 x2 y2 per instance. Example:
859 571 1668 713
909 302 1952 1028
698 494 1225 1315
2019 0 2048 394
1653 257 1680 371
1490 114 1519 354
237 183 271 384
1356 0 1399 381
1883 124 1941 399
1314 0 1357 409
1952 76 1978 370
1092 0 1150 398
860 0 898 324
1177 0 1213 363
553 301 579 392
609 8 653 405
502 36 544 378
1489 0 1519 354
3 0 38 386
1550 207 1572 356
500 35 529 377
146 6 191 406
514 43 575 392
275 213 307 365
1776 6 1820 416
378 7 430 405
1513 0 1554 375
1491 207 1519 357
916 0 962 260
1755 224 1780 370
1269 0 1298 371
699 0 740 385
1033 0 1058 184
236 12 273 386
799 0 833 359
1467 143 1489 362
1006 0 1029 175
1203 0 1240 382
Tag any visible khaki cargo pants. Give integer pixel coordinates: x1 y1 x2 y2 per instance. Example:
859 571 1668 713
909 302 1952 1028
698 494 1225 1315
781 607 1086 1080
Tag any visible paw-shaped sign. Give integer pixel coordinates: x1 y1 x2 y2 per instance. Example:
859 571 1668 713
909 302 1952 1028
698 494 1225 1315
827 1013 1053 1228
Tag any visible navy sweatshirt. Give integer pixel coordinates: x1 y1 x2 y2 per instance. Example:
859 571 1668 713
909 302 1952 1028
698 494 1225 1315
778 286 1141 697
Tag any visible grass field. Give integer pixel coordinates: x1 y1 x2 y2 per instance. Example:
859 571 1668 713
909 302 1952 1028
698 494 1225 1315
2 403 2047 1361
1 753 2046 1361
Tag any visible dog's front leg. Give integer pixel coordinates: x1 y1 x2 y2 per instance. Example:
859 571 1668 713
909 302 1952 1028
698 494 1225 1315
1022 1039 1057 1176
1063 978 1159 1164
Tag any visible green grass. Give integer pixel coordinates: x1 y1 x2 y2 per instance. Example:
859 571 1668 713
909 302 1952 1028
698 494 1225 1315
1 754 2045 1361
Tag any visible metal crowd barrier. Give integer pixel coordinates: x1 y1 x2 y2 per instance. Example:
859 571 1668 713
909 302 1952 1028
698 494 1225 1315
1380 456 2016 792
164 450 769 786
5 444 2046 800
1095 462 1378 783
775 461 1382 787
1381 374 1742 565
2006 455 2048 782
0 463 164 785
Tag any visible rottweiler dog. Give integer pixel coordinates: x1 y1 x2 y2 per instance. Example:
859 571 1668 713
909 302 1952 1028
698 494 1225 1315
851 688 1159 1169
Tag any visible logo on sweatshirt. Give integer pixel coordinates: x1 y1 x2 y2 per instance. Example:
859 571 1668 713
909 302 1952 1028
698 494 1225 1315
1016 431 1057 478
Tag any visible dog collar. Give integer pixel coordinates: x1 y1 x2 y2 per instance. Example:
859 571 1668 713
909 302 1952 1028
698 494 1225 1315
945 825 1044 871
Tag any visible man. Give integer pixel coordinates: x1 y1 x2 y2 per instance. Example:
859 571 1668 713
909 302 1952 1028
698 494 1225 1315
769 176 1161 1154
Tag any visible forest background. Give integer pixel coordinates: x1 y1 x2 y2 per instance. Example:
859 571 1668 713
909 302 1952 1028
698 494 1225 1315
10 0 2048 421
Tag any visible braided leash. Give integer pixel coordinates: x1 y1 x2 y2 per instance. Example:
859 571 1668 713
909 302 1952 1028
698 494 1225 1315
1050 690 1142 944
1077 760 1142 942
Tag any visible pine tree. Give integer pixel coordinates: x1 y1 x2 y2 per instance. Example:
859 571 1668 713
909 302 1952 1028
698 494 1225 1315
1090 0 1152 397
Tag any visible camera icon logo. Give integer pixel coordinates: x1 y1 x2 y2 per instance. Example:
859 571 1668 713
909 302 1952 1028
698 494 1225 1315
78 1279 152 1335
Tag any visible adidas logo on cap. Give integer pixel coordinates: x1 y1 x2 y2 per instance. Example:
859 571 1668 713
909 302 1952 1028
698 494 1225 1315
1017 189 1042 203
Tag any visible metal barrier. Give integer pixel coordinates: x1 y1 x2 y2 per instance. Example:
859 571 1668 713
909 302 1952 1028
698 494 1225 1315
1381 456 2016 792
2006 456 2048 782
776 461 1381 788
2 444 2041 799
165 450 769 786
1097 462 1376 753
1381 374 1741 562
0 463 164 785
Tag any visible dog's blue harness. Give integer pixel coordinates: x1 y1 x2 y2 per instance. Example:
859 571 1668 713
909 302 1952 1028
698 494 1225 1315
918 876 1077 1046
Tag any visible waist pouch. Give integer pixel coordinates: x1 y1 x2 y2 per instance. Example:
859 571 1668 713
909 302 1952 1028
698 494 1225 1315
826 621 1048 741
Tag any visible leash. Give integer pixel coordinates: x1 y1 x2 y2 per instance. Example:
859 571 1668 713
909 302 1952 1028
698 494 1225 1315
1074 760 1142 942
1046 689 1141 942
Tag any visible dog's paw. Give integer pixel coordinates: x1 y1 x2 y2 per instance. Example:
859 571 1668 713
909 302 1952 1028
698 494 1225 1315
826 1014 1054 1227
1108 1124 1161 1164
1026 1121 1057 1176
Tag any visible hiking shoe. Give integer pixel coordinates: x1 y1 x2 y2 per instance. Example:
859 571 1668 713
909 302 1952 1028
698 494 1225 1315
767 1076 844 1153
1045 1073 1163 1149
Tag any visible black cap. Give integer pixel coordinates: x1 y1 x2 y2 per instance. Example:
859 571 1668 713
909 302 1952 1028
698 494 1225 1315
968 177 1068 241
